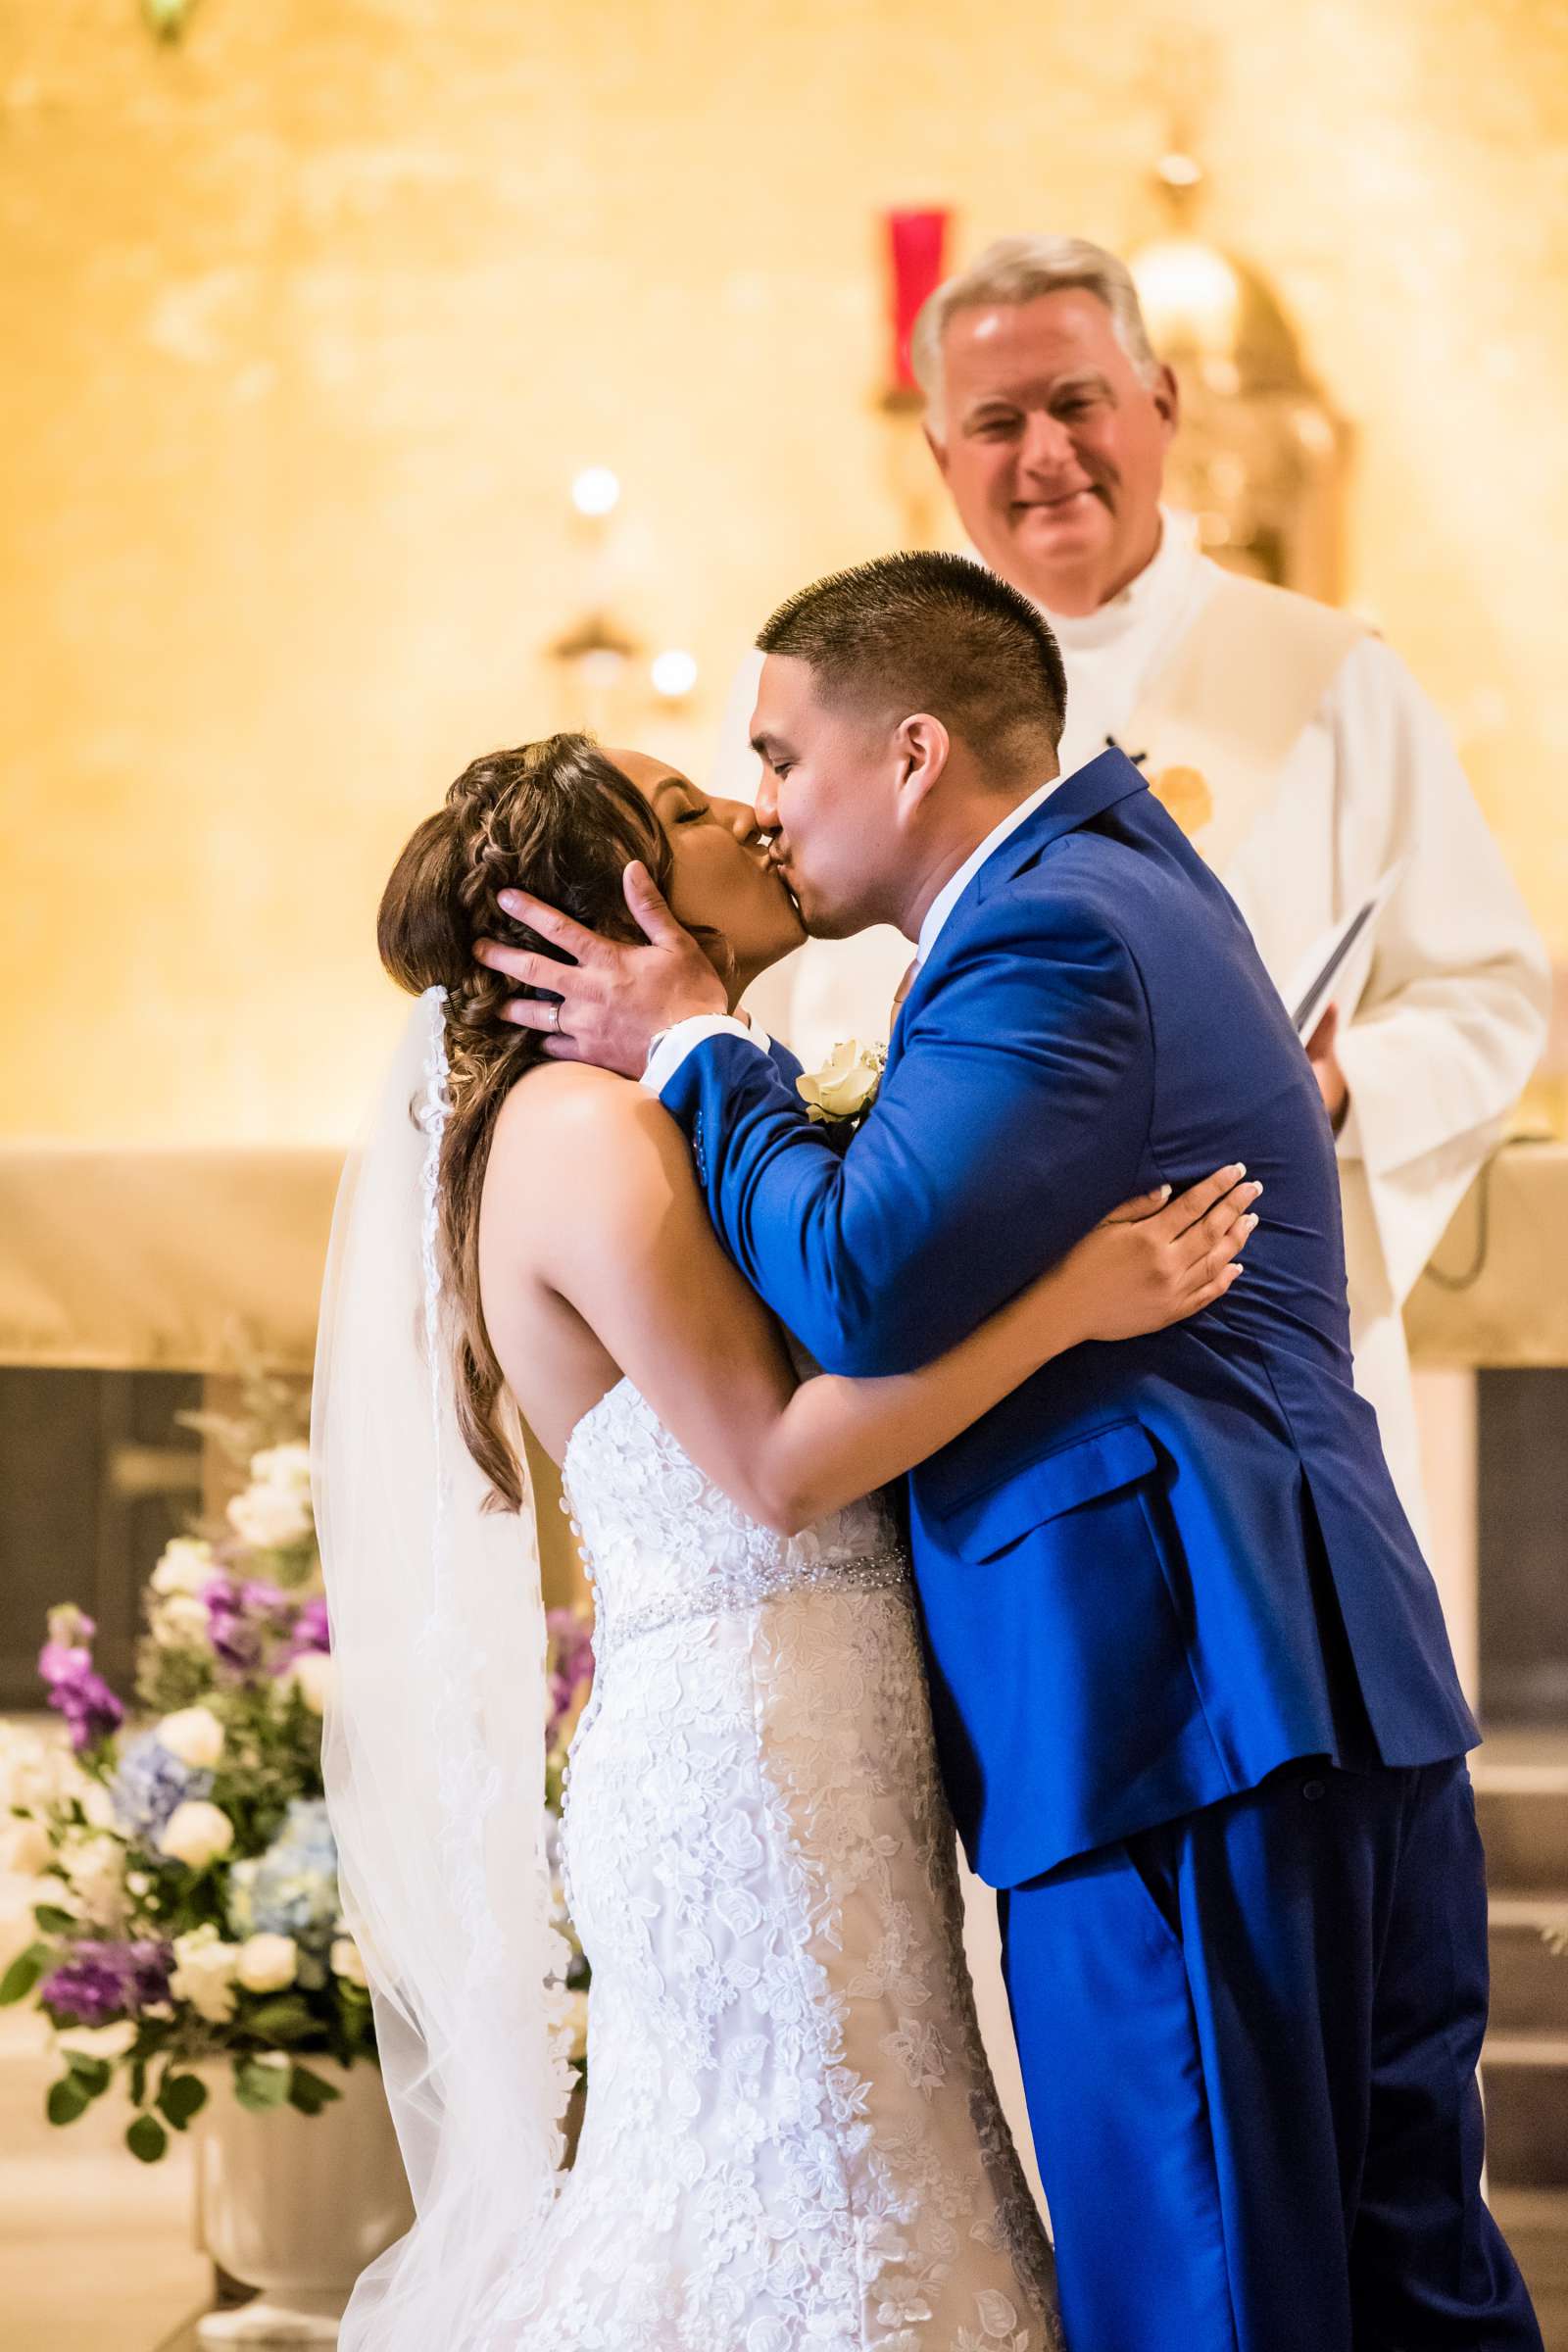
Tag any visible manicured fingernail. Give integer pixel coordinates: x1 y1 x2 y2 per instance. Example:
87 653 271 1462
1156 1183 1172 1200
1248 1181 1264 1200
1245 1213 1260 1232
1231 1162 1247 1179
498 891 522 914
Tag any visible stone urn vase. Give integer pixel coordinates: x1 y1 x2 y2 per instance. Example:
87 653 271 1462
192 2060 414 2344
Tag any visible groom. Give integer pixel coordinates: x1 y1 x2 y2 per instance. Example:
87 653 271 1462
477 553 1540 2350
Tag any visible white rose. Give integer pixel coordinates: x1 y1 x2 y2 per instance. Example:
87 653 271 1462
227 1483 313 1551
0 1725 74 1815
2 1816 54 1878
156 1706 225 1770
235 1933 299 1993
151 1537 216 1597
0 1730 97 1843
160 1800 234 1870
81 1781 117 1832
153 1593 213 1650
329 1935 368 1988
284 1652 333 1716
57 2019 136 2060
796 1038 885 1124
60 1832 127 1927
171 1924 240 2024
250 1443 312 1494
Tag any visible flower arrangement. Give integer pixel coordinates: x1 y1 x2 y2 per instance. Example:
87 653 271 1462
2 1373 596 2159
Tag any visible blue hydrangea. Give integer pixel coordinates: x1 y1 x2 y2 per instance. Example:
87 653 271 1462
226 1797 339 1987
109 1730 213 1846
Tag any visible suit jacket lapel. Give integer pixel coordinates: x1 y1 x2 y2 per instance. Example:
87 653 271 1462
886 749 1150 1076
974 747 1149 906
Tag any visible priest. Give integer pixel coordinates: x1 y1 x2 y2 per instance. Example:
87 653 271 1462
712 233 1548 1553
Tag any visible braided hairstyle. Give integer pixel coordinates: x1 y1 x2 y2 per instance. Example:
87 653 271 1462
377 734 679 1510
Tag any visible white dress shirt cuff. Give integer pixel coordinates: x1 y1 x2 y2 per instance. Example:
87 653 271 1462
640 1014 769 1098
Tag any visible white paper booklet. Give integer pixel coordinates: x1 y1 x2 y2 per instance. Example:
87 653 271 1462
1282 859 1407 1042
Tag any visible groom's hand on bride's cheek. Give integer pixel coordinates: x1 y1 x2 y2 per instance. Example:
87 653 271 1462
473 863 727 1078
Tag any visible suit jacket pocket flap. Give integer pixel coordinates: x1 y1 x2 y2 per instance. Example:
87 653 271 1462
935 1420 1159 1562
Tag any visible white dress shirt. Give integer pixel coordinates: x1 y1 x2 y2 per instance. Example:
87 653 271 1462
915 779 1058 966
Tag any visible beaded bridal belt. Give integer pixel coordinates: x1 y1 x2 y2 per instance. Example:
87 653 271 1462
599 1544 910 1650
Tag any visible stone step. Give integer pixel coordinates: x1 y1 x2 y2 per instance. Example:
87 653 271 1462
1490 1898 1568 2035
1491 2189 1568 2351
1494 2189 1568 2289
1483 2035 1568 2190
1475 1758 1568 1893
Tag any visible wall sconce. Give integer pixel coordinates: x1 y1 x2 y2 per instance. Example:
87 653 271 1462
651 650 699 702
570 466 622 520
547 612 641 732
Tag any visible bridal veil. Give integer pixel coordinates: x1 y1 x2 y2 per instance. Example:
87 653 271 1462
312 987 572 2348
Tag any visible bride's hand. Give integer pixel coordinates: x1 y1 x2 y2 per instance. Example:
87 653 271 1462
1046 1163 1261 1346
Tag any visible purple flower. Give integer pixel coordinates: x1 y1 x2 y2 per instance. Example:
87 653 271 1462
38 1617 124 1754
39 1938 172 2028
203 1575 248 1667
282 1597 330 1662
545 1608 595 1746
202 1573 292 1676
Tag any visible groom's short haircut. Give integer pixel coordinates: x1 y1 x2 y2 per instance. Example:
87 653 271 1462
756 551 1067 775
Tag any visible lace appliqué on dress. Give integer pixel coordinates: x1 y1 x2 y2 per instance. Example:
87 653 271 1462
474 1381 1061 2352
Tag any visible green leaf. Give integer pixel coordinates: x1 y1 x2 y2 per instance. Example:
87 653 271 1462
32 1904 76 1936
0 1943 51 2006
65 2053 112 2097
241 1996 314 2045
46 2076 90 2127
234 2056 291 2113
286 2064 342 2118
158 2071 208 2130
126 2112 169 2163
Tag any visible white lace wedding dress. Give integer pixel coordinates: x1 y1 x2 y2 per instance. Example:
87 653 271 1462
474 1377 1062 2352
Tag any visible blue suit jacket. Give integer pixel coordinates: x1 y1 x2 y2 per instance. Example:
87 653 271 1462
662 750 1476 1886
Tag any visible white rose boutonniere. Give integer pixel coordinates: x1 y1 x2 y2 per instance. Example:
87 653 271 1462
796 1039 887 1133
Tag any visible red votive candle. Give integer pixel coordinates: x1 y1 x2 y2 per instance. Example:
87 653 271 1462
885 208 951 394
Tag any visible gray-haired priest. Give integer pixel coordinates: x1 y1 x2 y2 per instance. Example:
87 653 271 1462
714 233 1548 1595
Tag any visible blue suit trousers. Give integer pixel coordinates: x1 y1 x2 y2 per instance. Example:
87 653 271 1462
999 1758 1542 2351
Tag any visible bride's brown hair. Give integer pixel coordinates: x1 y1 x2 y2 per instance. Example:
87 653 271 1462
377 733 683 1512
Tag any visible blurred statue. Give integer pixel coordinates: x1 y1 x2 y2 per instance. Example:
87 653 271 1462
1128 152 1348 597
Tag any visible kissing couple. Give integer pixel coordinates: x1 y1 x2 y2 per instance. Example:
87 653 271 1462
314 552 1538 2351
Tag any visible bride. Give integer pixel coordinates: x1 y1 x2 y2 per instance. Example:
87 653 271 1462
314 731 1254 2352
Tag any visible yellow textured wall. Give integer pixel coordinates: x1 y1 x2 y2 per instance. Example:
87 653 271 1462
4 0 1566 1142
